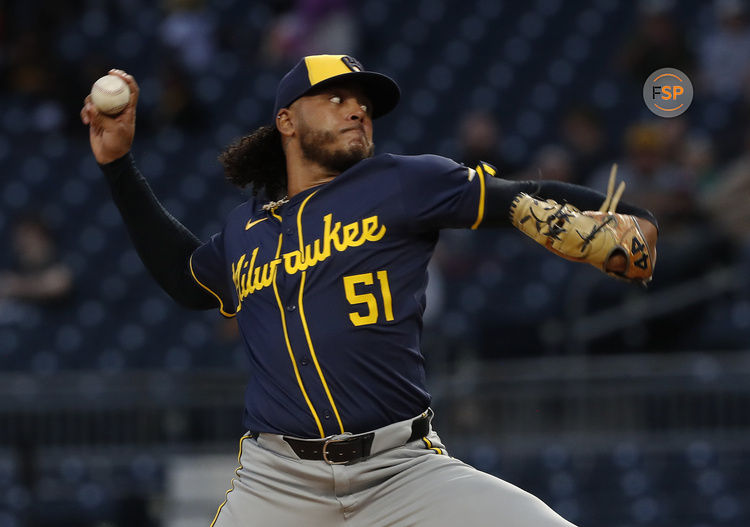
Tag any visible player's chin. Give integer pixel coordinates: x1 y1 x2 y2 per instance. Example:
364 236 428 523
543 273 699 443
346 138 374 159
326 144 373 173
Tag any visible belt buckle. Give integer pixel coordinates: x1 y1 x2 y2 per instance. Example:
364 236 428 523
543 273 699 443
322 436 350 465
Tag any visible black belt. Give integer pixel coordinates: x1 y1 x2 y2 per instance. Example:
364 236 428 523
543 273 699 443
282 412 431 465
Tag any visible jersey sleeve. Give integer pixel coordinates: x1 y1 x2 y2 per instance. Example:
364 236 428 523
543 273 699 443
396 154 493 230
189 231 237 318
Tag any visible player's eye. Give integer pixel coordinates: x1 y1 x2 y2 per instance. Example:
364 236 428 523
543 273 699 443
360 104 369 113
330 96 342 104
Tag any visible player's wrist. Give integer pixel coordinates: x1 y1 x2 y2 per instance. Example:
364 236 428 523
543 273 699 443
98 151 136 184
98 150 132 167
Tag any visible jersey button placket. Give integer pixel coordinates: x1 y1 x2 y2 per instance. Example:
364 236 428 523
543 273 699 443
279 199 332 434
284 205 296 236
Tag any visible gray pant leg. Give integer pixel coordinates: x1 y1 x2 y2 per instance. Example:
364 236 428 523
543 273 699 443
210 436 346 527
211 431 576 527
347 432 577 527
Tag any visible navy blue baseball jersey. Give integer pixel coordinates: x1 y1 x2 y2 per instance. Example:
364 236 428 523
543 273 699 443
190 153 490 438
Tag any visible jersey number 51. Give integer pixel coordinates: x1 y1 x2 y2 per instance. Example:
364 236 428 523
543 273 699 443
343 270 394 326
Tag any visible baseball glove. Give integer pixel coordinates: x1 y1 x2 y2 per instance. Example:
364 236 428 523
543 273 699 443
509 164 655 285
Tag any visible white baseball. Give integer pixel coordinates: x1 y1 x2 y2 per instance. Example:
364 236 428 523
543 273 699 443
91 74 131 115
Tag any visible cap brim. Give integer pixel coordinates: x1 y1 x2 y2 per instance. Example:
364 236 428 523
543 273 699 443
303 71 400 119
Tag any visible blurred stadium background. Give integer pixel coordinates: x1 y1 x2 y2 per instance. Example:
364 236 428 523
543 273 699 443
1 0 750 525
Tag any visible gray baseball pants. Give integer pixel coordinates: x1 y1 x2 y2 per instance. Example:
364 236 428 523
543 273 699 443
210 410 577 527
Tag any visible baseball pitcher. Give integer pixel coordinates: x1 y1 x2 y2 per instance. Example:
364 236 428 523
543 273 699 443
81 55 657 526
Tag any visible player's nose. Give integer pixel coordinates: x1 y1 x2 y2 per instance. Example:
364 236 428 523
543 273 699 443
344 100 367 121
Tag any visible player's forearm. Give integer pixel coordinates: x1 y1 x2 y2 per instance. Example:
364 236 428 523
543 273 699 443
99 152 218 310
482 178 658 229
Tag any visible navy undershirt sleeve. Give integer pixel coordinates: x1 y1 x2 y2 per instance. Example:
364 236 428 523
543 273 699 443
481 177 659 229
99 152 218 310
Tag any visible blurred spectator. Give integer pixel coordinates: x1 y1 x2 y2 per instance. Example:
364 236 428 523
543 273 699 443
0 214 73 306
679 133 719 191
0 3 140 134
703 129 750 245
159 0 217 74
655 116 690 163
152 1 215 131
698 0 750 159
154 60 208 130
457 110 519 178
525 144 575 183
587 122 697 231
262 0 358 65
1 3 84 95
4 28 57 97
698 0 750 101
617 0 695 84
2 25 68 132
559 105 612 184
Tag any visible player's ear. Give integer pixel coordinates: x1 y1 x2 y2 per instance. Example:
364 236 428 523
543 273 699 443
276 109 294 137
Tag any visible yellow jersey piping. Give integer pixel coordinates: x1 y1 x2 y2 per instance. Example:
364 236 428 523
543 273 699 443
189 253 236 318
471 164 486 230
299 270 345 433
297 190 320 259
210 433 253 527
271 232 325 437
422 436 443 455
293 189 342 433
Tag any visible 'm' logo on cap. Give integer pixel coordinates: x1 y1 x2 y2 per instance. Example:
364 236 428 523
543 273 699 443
341 56 363 72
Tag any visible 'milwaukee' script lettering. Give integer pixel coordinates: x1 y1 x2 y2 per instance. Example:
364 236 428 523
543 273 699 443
232 214 386 304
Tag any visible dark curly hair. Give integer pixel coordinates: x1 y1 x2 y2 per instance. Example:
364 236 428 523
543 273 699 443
219 125 287 199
